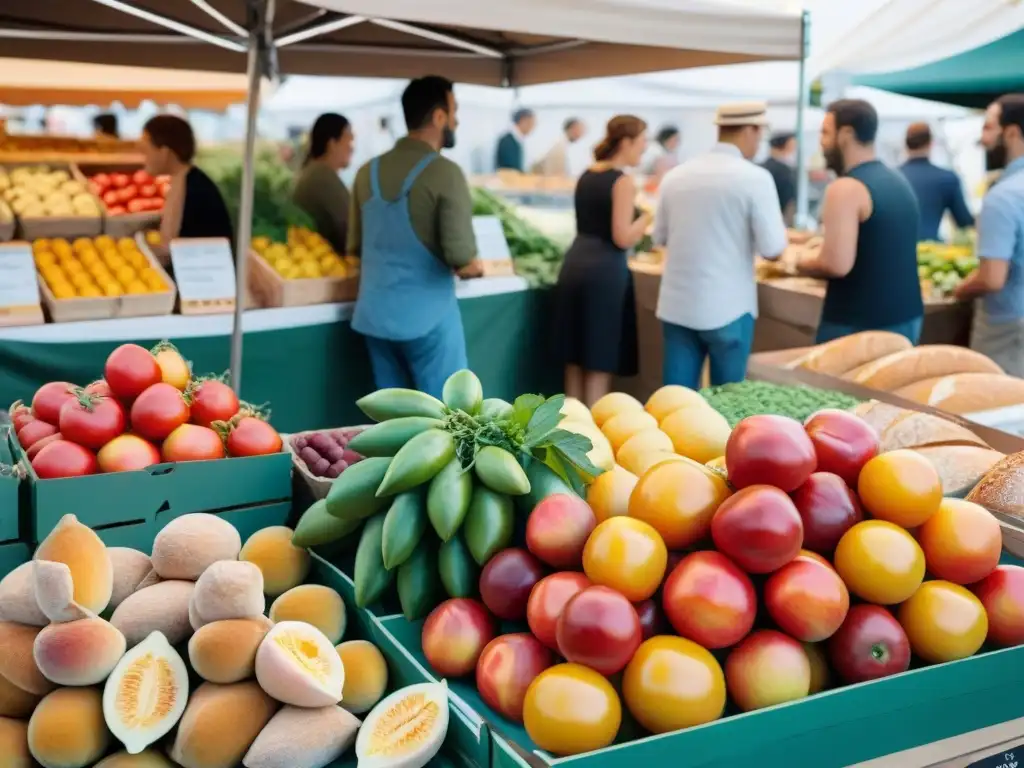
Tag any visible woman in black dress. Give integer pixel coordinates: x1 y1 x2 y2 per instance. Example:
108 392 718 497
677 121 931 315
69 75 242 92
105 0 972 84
555 116 650 405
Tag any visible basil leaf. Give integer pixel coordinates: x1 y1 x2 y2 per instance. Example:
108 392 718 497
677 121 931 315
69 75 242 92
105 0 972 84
511 394 544 430
545 429 602 479
524 394 565 447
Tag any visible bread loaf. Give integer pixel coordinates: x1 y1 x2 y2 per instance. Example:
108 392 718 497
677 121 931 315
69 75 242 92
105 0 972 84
853 401 914 436
915 445 1005 497
880 411 989 452
894 373 1024 415
967 451 1024 518
785 331 912 376
851 346 1004 392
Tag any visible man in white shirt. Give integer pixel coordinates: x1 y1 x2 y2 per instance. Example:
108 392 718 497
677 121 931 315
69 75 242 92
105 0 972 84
532 117 585 177
652 102 788 389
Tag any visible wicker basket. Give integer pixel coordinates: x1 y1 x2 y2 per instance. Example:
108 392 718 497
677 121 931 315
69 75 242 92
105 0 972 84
284 426 369 501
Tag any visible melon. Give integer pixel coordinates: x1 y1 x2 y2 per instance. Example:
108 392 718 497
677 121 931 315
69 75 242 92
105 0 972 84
34 513 113 615
336 640 388 715
103 631 188 755
28 687 110 768
34 617 126 686
192 561 265 624
240 527 311 597
169 681 277 768
95 751 178 768
255 621 344 708
0 622 55 696
645 385 708 422
110 580 195 648
590 392 643 427
107 549 153 611
0 671 42 718
150 513 241 580
268 585 346 644
0 716 30 768
356 681 449 768
34 560 93 623
0 562 47 626
242 705 361 768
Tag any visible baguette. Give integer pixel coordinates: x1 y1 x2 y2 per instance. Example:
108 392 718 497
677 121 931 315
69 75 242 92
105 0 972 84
851 345 1004 392
915 445 1005 497
894 373 1024 415
785 331 912 376
967 451 1024 519
880 411 989 452
853 401 915 436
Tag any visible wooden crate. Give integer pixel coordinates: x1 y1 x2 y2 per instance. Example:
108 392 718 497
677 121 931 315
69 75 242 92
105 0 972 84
248 249 358 307
73 162 161 238
3 162 103 240
38 237 177 322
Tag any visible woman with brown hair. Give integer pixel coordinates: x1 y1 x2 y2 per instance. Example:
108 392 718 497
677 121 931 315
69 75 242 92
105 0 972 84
554 115 650 405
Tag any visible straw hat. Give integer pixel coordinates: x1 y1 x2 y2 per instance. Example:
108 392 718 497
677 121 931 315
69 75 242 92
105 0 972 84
714 102 769 127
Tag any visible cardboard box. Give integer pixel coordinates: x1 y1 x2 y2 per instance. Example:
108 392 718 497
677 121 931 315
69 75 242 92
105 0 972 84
8 430 292 543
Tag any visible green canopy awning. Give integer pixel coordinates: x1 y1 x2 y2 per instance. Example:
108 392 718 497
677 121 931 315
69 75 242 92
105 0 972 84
853 27 1024 109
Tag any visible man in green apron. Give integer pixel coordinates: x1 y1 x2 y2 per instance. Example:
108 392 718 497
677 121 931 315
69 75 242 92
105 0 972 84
347 76 481 397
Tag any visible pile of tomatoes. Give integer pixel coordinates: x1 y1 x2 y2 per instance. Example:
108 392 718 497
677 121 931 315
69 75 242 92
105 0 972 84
10 341 282 479
412 405 1024 758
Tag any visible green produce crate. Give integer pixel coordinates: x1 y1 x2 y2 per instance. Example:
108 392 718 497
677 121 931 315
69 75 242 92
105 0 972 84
7 429 292 543
0 540 29 578
0 426 23 543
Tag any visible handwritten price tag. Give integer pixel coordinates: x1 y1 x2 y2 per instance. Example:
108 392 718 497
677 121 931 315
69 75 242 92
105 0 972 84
472 216 512 262
0 242 41 308
169 238 237 302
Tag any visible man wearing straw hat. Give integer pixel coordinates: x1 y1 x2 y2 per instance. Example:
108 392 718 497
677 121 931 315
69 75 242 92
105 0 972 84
652 101 787 390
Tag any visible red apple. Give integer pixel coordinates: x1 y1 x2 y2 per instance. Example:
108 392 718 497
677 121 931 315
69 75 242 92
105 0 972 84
725 630 811 712
725 414 817 492
973 565 1024 647
765 559 849 642
526 493 597 569
527 571 591 650
791 472 863 555
711 485 804 574
476 633 554 723
422 598 496 677
828 604 911 684
633 599 664 640
479 548 546 621
804 409 880 487
662 551 756 649
556 586 642 676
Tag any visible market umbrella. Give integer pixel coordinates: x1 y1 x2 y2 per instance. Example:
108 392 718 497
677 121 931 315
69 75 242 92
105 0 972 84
2 0 804 390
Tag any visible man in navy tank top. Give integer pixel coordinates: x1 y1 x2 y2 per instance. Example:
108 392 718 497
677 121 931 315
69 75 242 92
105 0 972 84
796 99 924 344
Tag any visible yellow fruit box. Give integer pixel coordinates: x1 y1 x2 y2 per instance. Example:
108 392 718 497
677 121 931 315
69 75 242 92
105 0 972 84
2 162 103 240
248 246 358 308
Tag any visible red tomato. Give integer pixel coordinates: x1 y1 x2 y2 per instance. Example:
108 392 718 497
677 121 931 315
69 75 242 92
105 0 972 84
527 572 591 650
725 630 811 712
27 433 63 460
149 198 165 211
151 342 191 391
58 391 126 451
225 416 282 457
803 409 880 486
765 559 850 642
189 380 240 427
111 173 129 188
161 424 225 462
9 401 35 432
92 173 111 190
725 414 817 492
139 183 157 198
84 379 113 398
98 434 162 473
974 565 1024 647
422 598 496 677
107 205 127 215
119 184 139 203
17 420 59 450
32 440 98 479
130 383 190 442
132 169 151 186
791 472 863 555
828 604 910 684
476 633 553 723
102 190 120 206
32 381 77 424
127 199 148 213
710 485 804 574
556 586 642 676
662 550 756 649
158 181 171 198
105 344 162 402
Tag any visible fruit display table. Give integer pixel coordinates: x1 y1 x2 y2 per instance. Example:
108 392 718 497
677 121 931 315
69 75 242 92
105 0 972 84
0 277 561 433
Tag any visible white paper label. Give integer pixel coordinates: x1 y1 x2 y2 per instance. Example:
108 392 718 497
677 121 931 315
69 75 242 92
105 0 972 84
0 243 41 308
472 216 512 262
169 238 236 301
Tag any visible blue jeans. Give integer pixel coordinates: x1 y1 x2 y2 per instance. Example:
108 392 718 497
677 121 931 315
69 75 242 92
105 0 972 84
363 306 468 399
815 317 923 345
662 314 755 390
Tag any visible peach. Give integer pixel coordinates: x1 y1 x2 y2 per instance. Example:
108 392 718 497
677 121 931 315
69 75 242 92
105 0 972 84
0 622 55 696
34 617 126 686
34 513 113 615
255 621 344 707
192 561 265 624
189 618 274 684
28 687 110 768
34 561 93 623
725 630 811 712
242 705 361 768
107 548 153 611
525 494 597 570
239 527 311 598
110 580 195 648
0 672 42 718
169 681 277 768
268 585 346 645
151 513 241 580
336 640 388 715
0 716 30 768
0 562 47 626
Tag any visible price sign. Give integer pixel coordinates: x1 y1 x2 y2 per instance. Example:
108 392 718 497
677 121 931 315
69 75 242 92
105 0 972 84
169 237 236 314
968 747 1023 768
471 216 515 278
0 242 43 326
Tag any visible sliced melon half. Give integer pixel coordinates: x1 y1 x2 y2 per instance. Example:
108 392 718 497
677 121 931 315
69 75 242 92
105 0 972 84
255 620 344 707
356 681 449 768
102 630 189 754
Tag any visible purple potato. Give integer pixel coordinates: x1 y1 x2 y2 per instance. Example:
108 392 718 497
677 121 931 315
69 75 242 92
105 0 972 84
308 433 334 453
312 457 331 477
291 436 308 450
341 449 362 464
299 447 320 467
325 465 342 479
326 445 347 463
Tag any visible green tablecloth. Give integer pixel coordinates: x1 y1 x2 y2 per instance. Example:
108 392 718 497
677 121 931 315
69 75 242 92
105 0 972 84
0 289 559 433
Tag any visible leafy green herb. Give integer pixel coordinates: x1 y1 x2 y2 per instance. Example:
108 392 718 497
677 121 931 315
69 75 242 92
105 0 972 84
701 380 861 426
524 394 565 447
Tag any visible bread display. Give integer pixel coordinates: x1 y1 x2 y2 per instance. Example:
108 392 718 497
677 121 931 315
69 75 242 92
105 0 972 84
783 331 912 377
848 345 1003 391
967 451 1024 519
894 373 1024 415
915 445 1005 497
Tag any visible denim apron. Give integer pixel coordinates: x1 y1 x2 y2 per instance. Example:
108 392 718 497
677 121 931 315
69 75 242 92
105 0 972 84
352 154 466 395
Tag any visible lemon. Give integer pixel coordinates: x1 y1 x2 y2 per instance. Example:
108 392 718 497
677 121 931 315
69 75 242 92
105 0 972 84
115 266 136 283
328 264 349 278
71 273 94 289
33 238 51 253
125 280 148 294
96 235 114 249
79 251 100 267
52 283 76 300
79 285 102 298
101 282 122 297
117 237 136 252
128 251 148 270
64 260 85 276
105 254 126 270
35 251 57 268
72 237 92 252
300 262 321 279
144 275 166 292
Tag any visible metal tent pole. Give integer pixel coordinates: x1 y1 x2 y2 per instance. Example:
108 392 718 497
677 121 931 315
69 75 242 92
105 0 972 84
794 10 811 230
229 0 268 394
